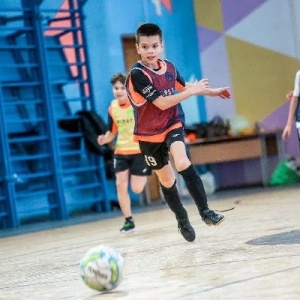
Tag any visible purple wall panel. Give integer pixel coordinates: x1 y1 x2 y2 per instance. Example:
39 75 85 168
221 0 269 30
260 102 300 159
197 26 222 52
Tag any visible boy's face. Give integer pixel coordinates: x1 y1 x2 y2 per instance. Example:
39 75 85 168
113 80 127 105
136 35 163 68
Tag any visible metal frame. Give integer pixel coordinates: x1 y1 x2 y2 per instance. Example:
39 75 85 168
0 0 110 229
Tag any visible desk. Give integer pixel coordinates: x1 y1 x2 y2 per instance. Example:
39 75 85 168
187 130 284 186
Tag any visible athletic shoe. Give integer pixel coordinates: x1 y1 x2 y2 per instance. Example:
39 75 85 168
177 217 196 242
200 209 225 226
120 220 135 233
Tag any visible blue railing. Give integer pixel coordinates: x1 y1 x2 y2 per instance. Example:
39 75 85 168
0 0 111 229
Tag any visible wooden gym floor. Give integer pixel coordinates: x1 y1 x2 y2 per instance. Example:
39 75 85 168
0 185 300 299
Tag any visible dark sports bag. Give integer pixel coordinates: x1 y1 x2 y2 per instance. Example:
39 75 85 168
58 109 109 155
76 110 108 155
58 110 114 178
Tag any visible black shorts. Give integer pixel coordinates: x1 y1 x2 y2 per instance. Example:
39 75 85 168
113 154 151 176
139 127 185 170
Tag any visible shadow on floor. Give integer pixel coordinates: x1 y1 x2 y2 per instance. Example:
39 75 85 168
246 229 300 245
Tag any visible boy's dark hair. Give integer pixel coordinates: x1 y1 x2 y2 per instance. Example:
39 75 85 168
136 23 162 43
110 73 126 85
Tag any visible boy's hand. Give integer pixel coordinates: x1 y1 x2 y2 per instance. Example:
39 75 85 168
197 78 211 88
282 124 292 140
205 87 231 99
286 91 293 101
189 78 211 94
219 87 231 99
97 135 105 145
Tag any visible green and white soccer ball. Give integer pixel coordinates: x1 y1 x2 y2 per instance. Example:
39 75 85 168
80 245 124 292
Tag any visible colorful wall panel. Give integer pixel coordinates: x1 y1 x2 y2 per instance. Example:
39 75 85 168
195 0 300 157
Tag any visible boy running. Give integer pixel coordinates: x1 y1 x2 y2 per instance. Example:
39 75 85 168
98 73 151 233
125 23 231 242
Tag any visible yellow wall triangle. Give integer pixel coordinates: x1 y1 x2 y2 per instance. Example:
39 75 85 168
194 0 223 32
226 36 300 125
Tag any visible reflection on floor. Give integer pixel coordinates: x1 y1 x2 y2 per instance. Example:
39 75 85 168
0 184 298 239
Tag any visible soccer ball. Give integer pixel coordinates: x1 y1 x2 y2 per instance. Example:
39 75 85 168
79 245 124 292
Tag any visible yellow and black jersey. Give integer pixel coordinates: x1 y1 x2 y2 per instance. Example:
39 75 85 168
125 59 186 143
107 99 141 155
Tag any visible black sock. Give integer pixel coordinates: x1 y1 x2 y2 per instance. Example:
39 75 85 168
179 165 208 213
160 181 187 220
125 216 133 222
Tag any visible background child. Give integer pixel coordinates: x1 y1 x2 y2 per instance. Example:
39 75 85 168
98 73 151 233
126 23 231 242
282 70 300 146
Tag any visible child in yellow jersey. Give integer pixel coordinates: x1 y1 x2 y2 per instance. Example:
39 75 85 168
97 73 151 233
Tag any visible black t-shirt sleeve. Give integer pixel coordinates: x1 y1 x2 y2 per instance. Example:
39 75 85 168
130 69 162 102
176 69 186 88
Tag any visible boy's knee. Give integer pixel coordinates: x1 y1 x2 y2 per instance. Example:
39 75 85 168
131 177 147 194
175 158 191 172
159 178 176 188
131 186 144 194
116 181 127 191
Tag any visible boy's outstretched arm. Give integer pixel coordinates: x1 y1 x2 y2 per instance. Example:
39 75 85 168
153 79 231 110
185 80 231 98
